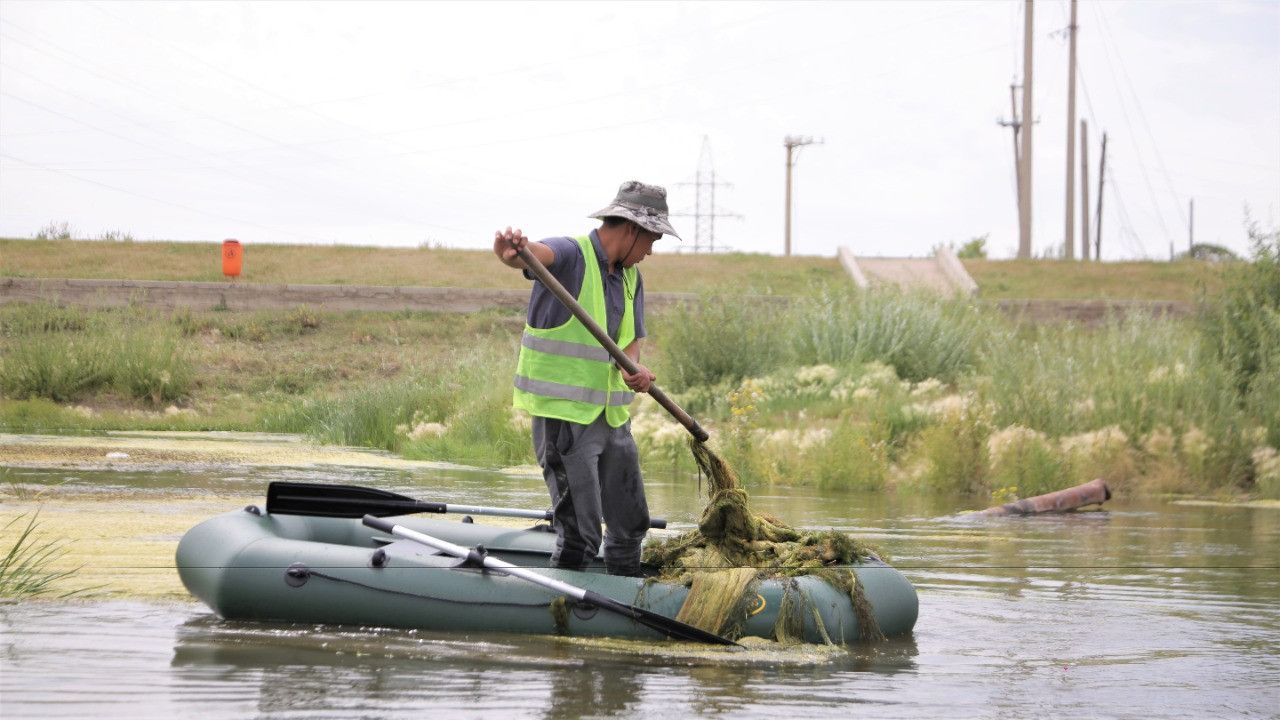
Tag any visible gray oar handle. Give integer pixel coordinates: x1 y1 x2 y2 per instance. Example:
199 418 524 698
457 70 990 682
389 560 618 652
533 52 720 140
445 504 666 529
362 514 740 646
514 243 709 443
363 516 587 601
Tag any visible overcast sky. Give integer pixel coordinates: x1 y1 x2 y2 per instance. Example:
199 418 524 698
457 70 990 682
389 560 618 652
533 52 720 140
1 0 1276 260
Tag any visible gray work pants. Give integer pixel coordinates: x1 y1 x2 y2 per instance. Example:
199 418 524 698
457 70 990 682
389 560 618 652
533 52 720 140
532 414 650 576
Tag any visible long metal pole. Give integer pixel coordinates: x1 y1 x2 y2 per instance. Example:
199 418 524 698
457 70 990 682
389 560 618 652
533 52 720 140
784 144 794 257
1063 0 1078 260
1080 119 1091 261
1189 198 1195 254
1095 132 1108 261
1018 0 1035 258
1010 84 1023 228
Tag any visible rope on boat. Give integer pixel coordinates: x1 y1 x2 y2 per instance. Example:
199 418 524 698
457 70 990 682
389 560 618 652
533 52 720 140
304 569 556 609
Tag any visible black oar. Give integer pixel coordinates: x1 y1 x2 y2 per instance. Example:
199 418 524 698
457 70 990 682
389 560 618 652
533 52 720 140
266 481 668 529
361 515 738 646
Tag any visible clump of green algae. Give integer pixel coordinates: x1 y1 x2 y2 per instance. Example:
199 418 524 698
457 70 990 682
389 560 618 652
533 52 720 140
641 440 886 644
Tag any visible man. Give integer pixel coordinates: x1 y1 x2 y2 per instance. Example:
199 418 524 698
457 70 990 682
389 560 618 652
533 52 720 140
493 181 679 577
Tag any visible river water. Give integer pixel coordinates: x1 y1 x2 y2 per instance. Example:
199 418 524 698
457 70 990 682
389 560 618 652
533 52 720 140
1 454 1277 719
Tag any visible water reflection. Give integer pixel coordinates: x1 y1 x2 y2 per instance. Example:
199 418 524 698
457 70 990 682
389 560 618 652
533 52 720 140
3 457 1279 717
164 612 918 718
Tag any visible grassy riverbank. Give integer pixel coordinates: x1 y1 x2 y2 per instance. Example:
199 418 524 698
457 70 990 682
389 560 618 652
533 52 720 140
2 296 1277 502
1 237 1228 300
2 233 1275 501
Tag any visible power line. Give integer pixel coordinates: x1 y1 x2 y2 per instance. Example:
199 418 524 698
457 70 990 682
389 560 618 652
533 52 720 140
0 23 339 168
0 151 334 242
1092 1 1187 229
1106 163 1148 258
1086 1 1176 248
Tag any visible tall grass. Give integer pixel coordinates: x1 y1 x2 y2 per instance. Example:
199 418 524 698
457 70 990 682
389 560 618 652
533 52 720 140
638 282 1278 497
1 322 193 404
266 343 533 466
1200 221 1279 381
0 511 91 599
980 317 1244 439
266 378 440 451
792 290 987 383
660 295 794 387
658 290 987 388
1 335 111 402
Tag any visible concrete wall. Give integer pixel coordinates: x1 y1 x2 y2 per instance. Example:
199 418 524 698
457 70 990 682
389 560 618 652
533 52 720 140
994 299 1192 324
0 278 696 313
1 277 1191 324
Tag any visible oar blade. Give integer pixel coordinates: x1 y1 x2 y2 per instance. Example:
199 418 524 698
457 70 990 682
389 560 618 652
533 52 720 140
267 482 442 518
583 590 740 646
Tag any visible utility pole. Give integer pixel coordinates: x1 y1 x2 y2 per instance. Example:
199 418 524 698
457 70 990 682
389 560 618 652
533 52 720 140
1095 132 1108 261
1063 0 1078 260
998 83 1024 234
1080 119 1090 261
783 135 821 256
1188 198 1195 255
674 136 740 253
1018 0 1035 258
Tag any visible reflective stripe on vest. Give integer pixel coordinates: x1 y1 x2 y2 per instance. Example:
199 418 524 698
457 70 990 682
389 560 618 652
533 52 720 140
512 234 637 427
520 333 612 363
513 375 634 406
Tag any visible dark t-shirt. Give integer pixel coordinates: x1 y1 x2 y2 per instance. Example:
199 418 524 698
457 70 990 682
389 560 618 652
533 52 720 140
522 229 646 342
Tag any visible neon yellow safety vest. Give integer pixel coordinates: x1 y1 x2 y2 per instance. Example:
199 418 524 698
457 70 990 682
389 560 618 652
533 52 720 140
513 235 637 427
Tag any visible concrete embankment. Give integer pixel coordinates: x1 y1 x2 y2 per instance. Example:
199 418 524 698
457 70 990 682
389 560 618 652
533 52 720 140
1 277 1191 323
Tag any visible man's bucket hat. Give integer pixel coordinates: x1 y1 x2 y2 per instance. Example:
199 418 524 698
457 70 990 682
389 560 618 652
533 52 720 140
588 181 682 240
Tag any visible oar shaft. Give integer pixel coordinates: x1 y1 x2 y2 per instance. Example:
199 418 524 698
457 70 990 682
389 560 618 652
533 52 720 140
363 516 587 601
361 514 738 646
514 243 709 443
445 504 666 529
445 504 549 520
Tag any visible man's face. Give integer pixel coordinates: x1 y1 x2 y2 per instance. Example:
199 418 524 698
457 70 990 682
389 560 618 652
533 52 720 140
622 226 660 267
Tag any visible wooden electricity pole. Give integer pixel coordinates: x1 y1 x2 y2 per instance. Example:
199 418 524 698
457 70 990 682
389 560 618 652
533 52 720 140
1189 198 1195 255
1095 132 1108 260
783 135 820 257
1063 0 1078 260
1080 119 1090 261
999 84 1025 235
1018 0 1035 258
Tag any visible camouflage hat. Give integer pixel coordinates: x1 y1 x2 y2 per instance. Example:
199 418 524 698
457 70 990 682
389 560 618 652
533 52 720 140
588 181 682 240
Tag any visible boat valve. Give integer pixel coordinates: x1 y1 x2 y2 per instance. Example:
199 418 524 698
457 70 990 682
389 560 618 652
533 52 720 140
371 548 389 568
284 562 311 588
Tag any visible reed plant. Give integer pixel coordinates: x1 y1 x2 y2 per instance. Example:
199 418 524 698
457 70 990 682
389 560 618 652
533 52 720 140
0 511 91 599
658 289 988 390
792 289 987 383
402 380 532 467
659 295 794 387
267 377 436 451
978 315 1252 487
268 343 533 466
1 329 193 405
111 332 193 404
910 406 990 495
1 334 111 402
1199 220 1280 389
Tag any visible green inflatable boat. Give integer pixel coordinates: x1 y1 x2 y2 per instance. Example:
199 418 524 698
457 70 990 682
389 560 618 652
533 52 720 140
177 503 919 644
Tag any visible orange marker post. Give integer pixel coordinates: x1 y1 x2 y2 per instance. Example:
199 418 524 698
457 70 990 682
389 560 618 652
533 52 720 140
222 239 242 279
